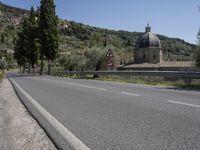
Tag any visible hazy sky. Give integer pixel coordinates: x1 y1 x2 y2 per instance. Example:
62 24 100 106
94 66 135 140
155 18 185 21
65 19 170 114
1 0 199 44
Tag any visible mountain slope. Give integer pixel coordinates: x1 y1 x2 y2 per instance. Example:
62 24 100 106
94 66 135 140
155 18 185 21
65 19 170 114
0 2 197 64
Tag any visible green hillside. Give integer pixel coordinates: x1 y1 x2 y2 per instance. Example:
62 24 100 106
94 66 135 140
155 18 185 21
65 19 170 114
59 20 197 63
0 2 197 70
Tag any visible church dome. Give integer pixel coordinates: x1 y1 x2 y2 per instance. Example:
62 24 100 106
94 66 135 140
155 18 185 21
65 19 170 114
136 25 162 48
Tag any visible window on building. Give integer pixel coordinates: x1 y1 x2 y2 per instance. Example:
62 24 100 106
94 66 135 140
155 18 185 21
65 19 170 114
143 55 146 59
153 54 156 59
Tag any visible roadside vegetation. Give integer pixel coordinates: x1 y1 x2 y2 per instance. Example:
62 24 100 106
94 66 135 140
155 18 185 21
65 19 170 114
0 1 200 89
59 74 200 89
0 71 4 81
1 1 198 73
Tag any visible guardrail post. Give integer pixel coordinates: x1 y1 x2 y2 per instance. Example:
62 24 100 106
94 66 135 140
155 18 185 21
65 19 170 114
188 78 191 87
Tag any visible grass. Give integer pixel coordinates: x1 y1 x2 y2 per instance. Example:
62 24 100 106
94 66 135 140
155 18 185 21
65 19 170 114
0 71 4 82
59 74 200 90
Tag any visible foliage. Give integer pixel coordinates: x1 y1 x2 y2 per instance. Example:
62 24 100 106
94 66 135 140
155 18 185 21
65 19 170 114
14 18 29 67
196 47 200 68
1 2 198 72
59 20 196 64
14 7 39 70
85 47 106 71
0 58 8 70
0 70 4 81
39 0 59 61
196 29 200 68
27 7 39 68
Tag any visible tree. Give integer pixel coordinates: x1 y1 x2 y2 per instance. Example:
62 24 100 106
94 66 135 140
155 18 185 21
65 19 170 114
27 6 39 71
196 29 200 68
14 7 39 73
1 33 4 43
39 0 59 75
196 47 200 68
14 21 29 71
85 47 105 71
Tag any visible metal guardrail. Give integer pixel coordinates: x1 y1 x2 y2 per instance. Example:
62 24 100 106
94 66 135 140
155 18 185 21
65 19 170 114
53 71 200 79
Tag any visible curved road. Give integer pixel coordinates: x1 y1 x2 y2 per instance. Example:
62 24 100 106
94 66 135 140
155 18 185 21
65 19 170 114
9 73 200 150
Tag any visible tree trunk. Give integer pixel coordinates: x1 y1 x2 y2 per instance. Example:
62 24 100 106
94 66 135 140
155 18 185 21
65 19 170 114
48 64 51 75
40 54 44 75
28 62 31 73
23 64 25 73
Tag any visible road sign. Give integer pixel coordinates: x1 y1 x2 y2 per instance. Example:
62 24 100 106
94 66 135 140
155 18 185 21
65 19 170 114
106 49 113 58
106 58 114 67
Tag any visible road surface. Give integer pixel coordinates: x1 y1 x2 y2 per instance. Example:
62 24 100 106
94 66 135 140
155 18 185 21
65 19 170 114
8 73 200 150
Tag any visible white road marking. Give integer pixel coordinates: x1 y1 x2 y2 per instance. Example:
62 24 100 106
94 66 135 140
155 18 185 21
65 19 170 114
121 92 140 97
64 82 108 91
168 100 200 108
33 77 107 91
10 78 90 150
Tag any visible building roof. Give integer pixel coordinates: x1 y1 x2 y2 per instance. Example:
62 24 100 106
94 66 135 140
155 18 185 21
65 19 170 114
121 61 194 69
136 25 162 49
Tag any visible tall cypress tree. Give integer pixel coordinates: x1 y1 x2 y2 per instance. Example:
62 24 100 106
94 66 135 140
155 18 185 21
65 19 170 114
28 6 39 71
1 33 4 43
196 29 200 68
14 18 29 71
39 0 59 74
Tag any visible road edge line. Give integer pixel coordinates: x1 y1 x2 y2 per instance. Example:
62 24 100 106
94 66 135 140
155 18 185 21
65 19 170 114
9 78 90 150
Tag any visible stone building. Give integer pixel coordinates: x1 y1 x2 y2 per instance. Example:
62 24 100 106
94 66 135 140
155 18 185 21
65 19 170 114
134 24 163 64
118 25 194 71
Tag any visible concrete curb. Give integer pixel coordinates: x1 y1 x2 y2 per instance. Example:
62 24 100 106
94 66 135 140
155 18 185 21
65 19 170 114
0 78 57 150
8 76 90 150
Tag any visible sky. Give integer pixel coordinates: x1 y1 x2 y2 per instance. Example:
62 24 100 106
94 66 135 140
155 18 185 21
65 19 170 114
1 0 200 44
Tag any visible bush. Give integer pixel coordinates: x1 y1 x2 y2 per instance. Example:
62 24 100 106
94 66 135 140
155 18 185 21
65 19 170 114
0 71 4 81
0 59 8 70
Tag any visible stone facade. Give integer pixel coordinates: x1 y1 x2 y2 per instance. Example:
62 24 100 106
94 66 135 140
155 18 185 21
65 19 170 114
135 47 163 64
134 25 163 64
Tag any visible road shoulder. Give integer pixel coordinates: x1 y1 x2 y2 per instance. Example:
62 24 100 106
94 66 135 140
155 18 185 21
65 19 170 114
0 78 57 150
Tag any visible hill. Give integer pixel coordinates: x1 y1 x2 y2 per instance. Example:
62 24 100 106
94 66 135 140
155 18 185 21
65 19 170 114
0 2 197 67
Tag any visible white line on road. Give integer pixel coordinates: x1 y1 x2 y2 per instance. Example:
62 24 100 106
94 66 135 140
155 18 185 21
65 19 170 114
168 100 200 108
121 92 140 97
64 82 108 91
34 77 108 91
10 78 90 150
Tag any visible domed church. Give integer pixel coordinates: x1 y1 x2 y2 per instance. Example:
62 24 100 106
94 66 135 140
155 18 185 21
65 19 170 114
118 25 193 71
134 24 163 64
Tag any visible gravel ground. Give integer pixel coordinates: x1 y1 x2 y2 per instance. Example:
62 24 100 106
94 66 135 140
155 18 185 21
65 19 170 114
0 78 57 150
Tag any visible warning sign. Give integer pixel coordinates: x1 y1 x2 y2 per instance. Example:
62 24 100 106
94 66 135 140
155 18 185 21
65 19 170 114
106 58 113 67
106 49 113 58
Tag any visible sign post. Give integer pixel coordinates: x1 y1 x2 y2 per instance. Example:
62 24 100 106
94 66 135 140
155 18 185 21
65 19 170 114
105 49 114 71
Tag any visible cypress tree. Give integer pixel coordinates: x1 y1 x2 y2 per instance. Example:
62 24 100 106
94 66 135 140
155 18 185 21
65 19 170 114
39 0 59 74
27 6 39 71
14 19 29 70
1 33 4 43
196 29 200 68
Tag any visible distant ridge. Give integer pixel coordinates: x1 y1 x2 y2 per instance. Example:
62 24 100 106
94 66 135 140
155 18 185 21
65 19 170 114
0 2 197 61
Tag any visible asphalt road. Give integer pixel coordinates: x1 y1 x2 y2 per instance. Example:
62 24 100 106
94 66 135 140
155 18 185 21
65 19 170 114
9 73 200 150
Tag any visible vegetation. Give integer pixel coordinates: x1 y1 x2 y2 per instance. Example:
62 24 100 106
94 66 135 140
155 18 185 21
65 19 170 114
196 29 200 68
0 70 4 81
61 74 200 89
0 2 29 17
0 2 198 72
14 7 39 72
39 0 59 74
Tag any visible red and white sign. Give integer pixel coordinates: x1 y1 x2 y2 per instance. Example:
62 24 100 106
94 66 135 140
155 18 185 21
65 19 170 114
106 49 113 58
106 58 113 67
